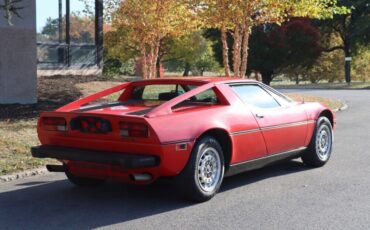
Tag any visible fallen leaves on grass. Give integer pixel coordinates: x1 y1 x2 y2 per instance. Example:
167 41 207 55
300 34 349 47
0 119 57 175
286 93 343 110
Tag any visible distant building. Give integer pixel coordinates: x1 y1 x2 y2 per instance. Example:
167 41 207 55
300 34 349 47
0 0 104 104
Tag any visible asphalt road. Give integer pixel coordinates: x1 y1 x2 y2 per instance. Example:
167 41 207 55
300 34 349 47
1 90 369 230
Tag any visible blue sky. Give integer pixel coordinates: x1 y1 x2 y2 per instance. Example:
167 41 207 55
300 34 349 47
36 0 87 32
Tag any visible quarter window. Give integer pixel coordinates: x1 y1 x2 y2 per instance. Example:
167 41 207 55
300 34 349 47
230 85 280 109
192 89 218 103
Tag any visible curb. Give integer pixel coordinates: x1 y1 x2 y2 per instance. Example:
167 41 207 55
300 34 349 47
333 101 348 112
0 167 49 183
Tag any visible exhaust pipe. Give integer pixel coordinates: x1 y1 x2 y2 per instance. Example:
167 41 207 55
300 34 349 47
130 173 152 182
46 164 66 172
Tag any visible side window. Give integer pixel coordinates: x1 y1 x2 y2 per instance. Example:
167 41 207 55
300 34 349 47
230 84 280 109
263 85 293 105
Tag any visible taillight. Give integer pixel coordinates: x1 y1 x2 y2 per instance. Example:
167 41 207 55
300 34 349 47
42 117 67 131
119 122 148 138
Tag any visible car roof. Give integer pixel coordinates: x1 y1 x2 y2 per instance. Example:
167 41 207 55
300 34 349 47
133 77 258 85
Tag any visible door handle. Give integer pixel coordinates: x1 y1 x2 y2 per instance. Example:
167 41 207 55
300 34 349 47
256 113 264 119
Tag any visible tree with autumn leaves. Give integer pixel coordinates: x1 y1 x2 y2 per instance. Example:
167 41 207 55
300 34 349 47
110 0 200 79
198 0 347 78
107 0 347 79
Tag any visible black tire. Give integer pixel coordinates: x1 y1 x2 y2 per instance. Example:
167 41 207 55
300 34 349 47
176 136 225 202
65 167 105 187
302 116 333 167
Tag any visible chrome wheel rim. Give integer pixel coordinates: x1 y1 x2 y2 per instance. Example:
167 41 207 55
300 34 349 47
316 125 332 161
197 147 221 192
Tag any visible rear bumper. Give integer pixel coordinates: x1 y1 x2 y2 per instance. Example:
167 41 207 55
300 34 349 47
31 145 160 169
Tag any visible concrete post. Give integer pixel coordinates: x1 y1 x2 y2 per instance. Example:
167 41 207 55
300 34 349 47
0 0 37 104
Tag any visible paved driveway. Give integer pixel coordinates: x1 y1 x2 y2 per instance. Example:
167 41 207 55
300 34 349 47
1 90 369 230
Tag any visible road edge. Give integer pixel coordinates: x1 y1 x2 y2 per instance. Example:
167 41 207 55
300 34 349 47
333 101 348 112
0 167 49 183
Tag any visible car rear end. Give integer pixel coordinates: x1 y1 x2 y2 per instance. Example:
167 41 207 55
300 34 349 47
31 79 228 184
32 111 194 184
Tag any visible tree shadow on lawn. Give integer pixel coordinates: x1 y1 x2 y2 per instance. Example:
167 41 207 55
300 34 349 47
0 160 312 229
0 75 111 121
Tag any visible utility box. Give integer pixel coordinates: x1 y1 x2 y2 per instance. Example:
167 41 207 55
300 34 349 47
0 0 37 104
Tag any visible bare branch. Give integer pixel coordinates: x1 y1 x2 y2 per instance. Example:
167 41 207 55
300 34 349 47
322 46 344 52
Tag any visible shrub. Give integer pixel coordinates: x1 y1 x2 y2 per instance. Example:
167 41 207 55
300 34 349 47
353 46 370 82
305 50 344 83
103 58 136 77
103 58 122 76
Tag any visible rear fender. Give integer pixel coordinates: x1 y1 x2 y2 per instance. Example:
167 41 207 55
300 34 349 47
302 102 336 146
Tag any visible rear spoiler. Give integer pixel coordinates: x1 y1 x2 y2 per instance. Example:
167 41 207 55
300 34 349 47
55 80 229 117
145 83 230 118
56 82 130 112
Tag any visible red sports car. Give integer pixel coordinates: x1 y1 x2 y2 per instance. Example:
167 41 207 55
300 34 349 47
32 78 335 202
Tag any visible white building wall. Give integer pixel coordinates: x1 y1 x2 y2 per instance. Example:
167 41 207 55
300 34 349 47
0 0 37 104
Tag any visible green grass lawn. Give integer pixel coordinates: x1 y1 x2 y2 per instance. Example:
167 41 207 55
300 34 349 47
0 76 344 176
272 81 370 89
0 119 57 175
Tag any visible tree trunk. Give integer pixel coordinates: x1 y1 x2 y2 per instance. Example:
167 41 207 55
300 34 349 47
344 41 351 84
200 68 205 76
253 70 261 81
295 74 299 85
221 25 231 77
232 25 241 77
156 55 161 78
183 63 191 76
261 71 273 85
147 41 159 79
240 25 250 78
140 45 148 79
147 47 153 79
153 39 161 78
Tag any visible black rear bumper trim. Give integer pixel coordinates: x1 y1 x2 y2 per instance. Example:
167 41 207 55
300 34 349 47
31 145 160 169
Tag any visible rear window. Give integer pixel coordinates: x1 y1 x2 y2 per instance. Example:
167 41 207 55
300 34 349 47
129 84 219 105
132 84 187 101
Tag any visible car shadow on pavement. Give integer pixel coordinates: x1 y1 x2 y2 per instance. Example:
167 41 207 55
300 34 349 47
221 159 309 191
0 160 312 229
